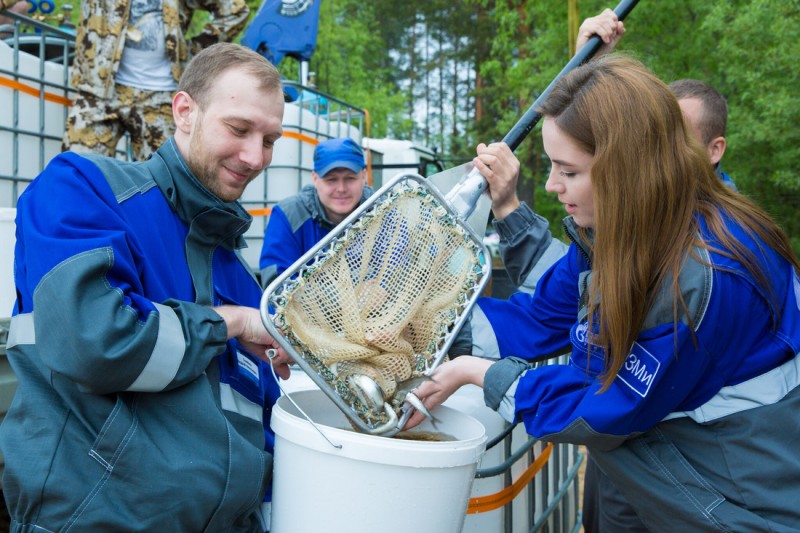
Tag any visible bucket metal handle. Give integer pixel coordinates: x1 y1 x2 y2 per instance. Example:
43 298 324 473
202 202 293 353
267 349 343 450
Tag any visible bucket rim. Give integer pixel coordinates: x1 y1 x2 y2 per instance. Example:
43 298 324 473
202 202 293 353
272 389 487 468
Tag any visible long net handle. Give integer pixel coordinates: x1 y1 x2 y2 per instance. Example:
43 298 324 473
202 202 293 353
503 0 640 151
444 0 640 221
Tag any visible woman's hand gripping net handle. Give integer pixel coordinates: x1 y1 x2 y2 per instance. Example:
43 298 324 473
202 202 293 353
444 0 640 221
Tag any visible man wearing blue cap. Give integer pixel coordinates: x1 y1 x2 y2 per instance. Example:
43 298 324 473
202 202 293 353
258 137 373 287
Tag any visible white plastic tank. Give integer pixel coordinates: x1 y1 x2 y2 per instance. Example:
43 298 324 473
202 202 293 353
270 389 486 533
0 41 68 194
0 208 16 317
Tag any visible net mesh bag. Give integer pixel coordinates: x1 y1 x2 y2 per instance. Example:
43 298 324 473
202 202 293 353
268 179 488 429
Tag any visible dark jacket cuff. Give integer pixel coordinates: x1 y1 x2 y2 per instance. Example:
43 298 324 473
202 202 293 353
484 356 532 410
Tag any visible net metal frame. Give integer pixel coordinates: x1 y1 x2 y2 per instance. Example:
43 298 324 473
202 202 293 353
260 173 491 435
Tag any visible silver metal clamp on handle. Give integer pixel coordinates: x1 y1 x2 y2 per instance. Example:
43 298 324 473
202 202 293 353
444 167 489 221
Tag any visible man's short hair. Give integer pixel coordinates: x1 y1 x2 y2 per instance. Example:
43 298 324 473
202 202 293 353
669 78 727 145
178 43 283 110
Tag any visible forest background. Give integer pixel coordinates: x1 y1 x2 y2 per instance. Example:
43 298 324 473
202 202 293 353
42 0 800 249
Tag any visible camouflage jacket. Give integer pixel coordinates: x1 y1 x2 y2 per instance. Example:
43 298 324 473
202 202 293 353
71 0 249 99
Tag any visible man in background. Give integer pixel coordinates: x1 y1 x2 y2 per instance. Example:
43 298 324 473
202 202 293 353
671 78 736 190
258 136 373 287
63 0 249 161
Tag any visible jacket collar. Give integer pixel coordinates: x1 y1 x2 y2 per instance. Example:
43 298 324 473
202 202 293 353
563 216 594 265
145 137 252 251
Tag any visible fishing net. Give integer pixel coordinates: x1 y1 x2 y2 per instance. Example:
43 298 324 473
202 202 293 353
264 175 489 434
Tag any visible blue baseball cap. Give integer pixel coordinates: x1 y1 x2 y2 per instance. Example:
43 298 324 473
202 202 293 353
313 138 366 177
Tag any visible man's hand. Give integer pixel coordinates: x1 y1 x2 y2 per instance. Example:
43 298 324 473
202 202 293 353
213 305 292 379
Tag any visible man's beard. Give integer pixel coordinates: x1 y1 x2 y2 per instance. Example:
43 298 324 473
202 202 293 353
186 121 254 203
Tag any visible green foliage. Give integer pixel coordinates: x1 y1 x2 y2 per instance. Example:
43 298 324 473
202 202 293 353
460 0 800 249
702 0 800 243
614 0 800 251
308 0 408 138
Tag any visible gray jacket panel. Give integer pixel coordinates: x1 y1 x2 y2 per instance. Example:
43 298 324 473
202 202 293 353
591 384 800 531
496 201 568 293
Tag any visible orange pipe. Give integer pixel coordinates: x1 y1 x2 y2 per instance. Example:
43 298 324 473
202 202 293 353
466 442 554 514
282 130 320 145
248 207 273 217
0 75 72 106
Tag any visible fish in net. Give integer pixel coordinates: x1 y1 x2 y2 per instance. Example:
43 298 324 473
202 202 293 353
264 175 489 435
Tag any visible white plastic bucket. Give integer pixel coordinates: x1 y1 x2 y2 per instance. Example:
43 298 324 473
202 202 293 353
270 389 487 533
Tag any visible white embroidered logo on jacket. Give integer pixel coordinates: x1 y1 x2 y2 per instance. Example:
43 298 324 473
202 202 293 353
617 342 660 397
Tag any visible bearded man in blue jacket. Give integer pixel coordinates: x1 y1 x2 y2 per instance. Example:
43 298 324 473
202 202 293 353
0 43 294 532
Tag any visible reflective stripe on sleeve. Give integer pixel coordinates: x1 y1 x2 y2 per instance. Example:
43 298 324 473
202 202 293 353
472 305 501 359
497 379 519 424
519 239 569 294
7 313 35 348
126 302 185 392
